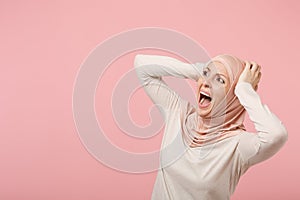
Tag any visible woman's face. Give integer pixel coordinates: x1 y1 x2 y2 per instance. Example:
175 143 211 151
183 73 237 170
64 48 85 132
197 61 230 117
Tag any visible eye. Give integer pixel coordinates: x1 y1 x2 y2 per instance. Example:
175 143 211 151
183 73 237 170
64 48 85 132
216 77 225 84
202 69 209 77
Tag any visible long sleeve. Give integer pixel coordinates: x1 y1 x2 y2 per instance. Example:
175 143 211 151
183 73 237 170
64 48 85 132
134 54 205 116
235 82 288 167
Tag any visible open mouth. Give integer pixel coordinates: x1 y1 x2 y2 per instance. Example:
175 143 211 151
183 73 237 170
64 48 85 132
199 91 212 108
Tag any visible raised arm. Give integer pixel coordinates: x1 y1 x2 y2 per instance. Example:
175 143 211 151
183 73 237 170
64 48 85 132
235 62 288 167
134 54 205 116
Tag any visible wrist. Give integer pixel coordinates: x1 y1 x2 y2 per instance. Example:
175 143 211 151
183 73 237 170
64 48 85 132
235 81 254 96
236 81 252 88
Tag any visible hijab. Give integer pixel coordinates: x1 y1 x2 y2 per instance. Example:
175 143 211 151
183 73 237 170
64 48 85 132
182 54 247 148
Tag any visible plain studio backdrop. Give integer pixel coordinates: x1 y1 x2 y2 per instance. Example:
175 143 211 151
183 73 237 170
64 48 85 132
0 0 299 199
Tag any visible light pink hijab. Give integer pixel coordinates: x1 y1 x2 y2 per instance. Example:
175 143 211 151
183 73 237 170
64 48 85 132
182 54 247 148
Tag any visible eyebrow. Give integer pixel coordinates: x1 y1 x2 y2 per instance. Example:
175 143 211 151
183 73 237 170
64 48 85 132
216 73 227 77
205 67 229 79
204 67 211 71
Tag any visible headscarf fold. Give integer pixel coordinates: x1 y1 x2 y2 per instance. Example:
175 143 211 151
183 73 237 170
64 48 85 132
181 54 246 148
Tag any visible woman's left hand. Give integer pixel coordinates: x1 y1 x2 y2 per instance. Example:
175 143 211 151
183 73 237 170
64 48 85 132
238 61 262 91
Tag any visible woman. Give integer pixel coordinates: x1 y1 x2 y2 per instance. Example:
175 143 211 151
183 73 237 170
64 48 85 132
134 53 288 200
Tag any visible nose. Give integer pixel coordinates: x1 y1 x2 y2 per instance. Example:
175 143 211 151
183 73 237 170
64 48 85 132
203 83 210 88
202 79 211 88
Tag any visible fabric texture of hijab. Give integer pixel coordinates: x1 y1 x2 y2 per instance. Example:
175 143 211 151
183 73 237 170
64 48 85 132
182 54 247 148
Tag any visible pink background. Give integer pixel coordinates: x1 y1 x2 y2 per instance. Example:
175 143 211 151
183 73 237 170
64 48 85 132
1 0 299 199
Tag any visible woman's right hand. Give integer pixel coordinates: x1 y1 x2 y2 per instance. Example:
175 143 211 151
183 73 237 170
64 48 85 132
238 61 262 91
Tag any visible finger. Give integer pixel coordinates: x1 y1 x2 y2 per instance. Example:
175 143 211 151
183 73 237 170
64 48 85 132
250 61 259 71
253 62 261 72
242 60 246 67
254 72 262 87
255 69 262 77
257 71 262 81
257 64 261 71
244 61 251 70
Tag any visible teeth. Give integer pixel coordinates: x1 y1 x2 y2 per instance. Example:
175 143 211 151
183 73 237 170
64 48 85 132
200 91 210 97
200 97 205 104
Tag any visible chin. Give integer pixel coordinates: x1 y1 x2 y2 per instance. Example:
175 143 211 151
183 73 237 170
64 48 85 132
198 102 213 117
198 107 212 117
